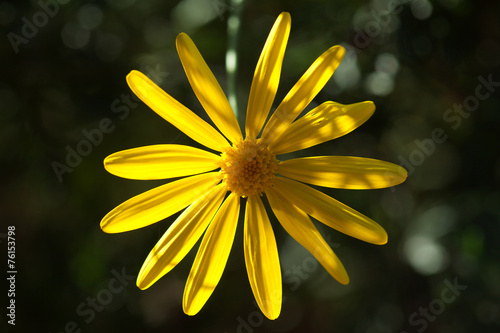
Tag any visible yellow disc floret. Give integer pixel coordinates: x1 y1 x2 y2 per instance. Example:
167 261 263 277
220 138 278 197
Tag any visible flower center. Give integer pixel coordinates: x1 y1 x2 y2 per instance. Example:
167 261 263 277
220 138 278 197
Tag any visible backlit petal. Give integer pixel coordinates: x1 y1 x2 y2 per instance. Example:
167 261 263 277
104 144 221 180
101 172 221 233
176 33 242 144
266 189 349 285
273 177 387 245
183 193 240 316
245 12 291 139
279 156 407 189
126 70 230 152
261 45 345 143
244 196 282 320
270 101 375 154
137 184 227 289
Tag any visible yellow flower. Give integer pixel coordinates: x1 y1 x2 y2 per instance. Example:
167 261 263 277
101 12 407 320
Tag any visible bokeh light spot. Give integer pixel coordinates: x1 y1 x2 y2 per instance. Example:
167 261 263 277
334 52 361 90
61 22 90 49
77 4 103 30
365 72 394 96
375 53 399 76
411 0 433 20
173 0 219 29
404 236 448 275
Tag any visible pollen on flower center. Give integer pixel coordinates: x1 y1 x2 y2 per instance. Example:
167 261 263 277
220 138 278 197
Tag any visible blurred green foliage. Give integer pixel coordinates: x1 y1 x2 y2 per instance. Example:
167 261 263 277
1 0 499 332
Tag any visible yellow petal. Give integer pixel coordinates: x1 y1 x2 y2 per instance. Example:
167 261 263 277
100 172 221 233
176 33 242 144
273 177 387 245
245 12 291 139
270 101 375 155
137 184 227 289
244 196 282 320
126 70 230 152
261 45 346 143
183 193 240 315
104 144 221 180
266 189 349 285
279 156 407 189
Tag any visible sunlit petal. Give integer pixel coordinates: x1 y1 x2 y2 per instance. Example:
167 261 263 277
273 177 388 245
245 12 291 139
261 45 345 143
126 70 230 151
176 33 242 144
244 196 282 320
266 189 349 285
279 156 407 189
183 193 240 316
137 184 227 289
104 144 221 180
270 101 375 154
101 172 222 233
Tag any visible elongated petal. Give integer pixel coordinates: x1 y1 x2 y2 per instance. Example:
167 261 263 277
245 12 291 139
261 45 346 143
137 184 227 289
279 156 407 189
270 101 375 155
176 33 242 144
126 70 230 152
183 193 240 315
266 189 349 285
273 177 387 245
244 196 282 320
101 172 221 233
104 144 221 180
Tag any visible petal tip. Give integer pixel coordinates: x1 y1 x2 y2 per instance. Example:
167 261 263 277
126 69 142 83
376 232 389 245
136 279 149 290
331 44 346 59
100 219 111 233
267 313 280 320
182 300 202 317
364 100 376 111
177 32 188 39
261 304 281 320
398 166 409 180
339 275 350 286
279 11 291 23
176 32 191 48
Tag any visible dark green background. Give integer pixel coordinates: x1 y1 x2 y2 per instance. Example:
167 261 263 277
2 0 499 332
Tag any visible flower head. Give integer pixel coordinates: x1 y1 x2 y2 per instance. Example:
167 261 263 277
101 12 407 320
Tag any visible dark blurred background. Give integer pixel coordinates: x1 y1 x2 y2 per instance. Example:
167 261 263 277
1 0 499 332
